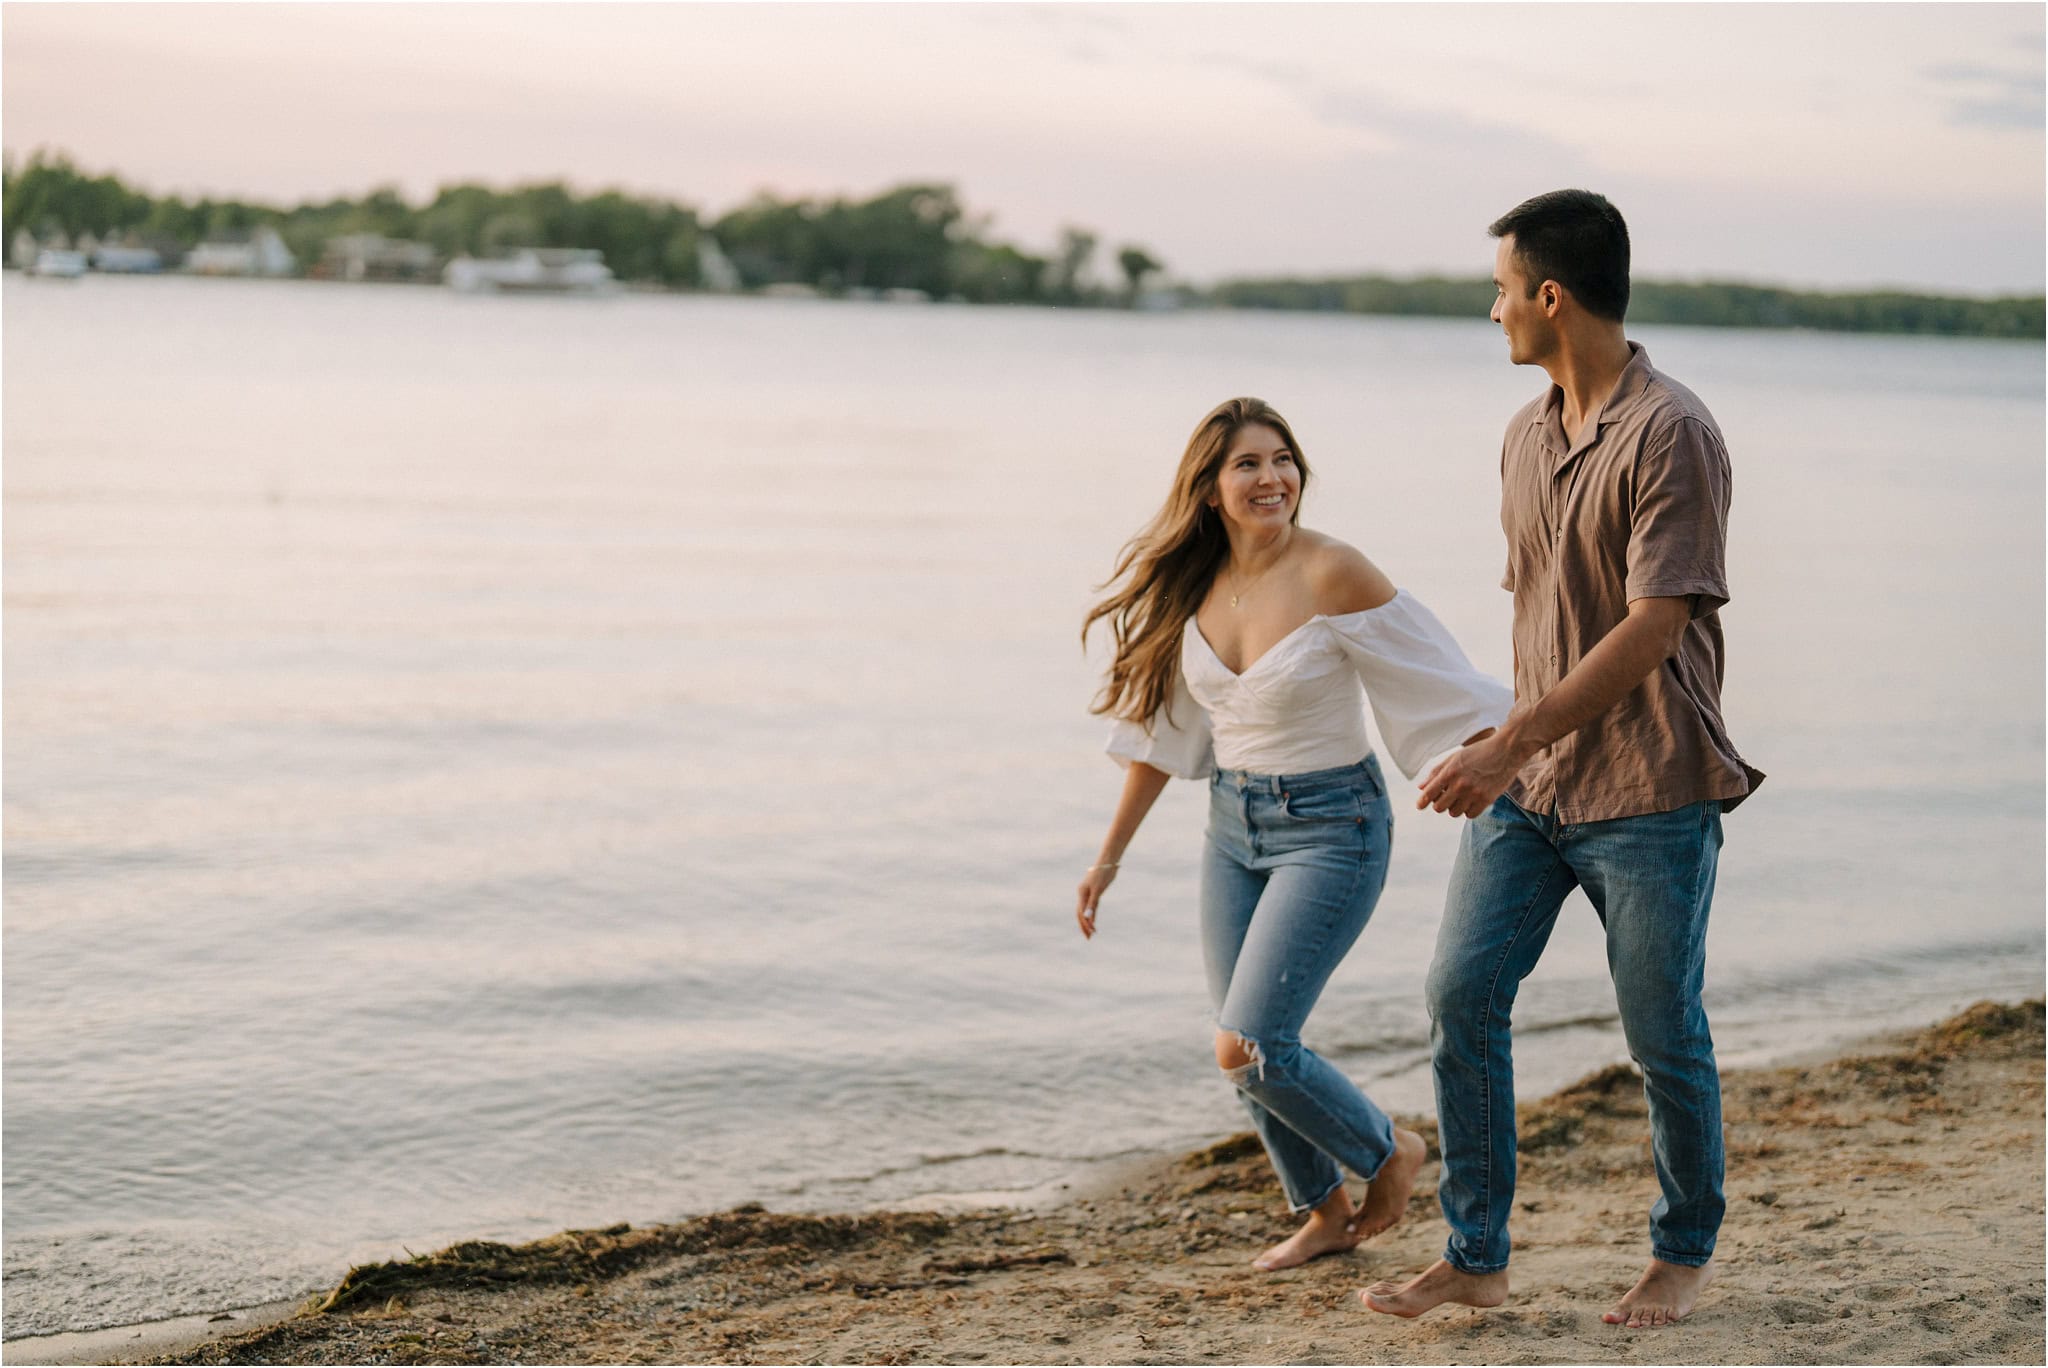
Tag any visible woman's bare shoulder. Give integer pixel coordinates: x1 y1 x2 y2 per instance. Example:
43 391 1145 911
1298 531 1396 615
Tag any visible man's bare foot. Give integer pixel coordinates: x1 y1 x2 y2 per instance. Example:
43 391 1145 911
1359 1258 1509 1317
1251 1185 1361 1271
1352 1128 1427 1239
1602 1258 1715 1327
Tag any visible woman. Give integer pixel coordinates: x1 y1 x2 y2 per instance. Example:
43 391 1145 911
1077 397 1511 1272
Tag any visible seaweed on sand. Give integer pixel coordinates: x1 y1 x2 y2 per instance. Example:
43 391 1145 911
315 1208 954 1313
1516 1061 1645 1153
1180 1132 1265 1168
1915 999 2044 1055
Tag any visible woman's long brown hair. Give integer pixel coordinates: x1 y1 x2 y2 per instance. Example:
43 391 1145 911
1083 397 1311 729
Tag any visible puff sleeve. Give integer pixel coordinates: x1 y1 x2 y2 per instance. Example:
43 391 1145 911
1104 664 1215 780
1326 590 1513 780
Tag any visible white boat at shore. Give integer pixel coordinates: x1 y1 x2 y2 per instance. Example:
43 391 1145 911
444 248 617 295
94 245 165 274
29 249 88 279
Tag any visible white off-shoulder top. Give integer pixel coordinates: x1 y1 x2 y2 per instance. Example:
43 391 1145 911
1105 589 1514 782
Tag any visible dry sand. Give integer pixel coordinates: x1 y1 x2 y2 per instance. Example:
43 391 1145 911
50 999 2046 1366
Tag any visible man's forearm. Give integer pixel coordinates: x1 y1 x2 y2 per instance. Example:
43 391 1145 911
1497 597 1690 763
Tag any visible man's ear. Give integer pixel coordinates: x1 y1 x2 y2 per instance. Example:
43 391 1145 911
1540 280 1563 314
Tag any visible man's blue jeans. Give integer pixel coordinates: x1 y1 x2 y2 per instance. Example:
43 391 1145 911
1428 795 1725 1274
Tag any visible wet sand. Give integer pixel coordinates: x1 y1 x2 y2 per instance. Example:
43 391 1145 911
40 999 2044 1366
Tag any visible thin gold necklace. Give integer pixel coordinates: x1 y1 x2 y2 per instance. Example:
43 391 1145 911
1228 548 1283 609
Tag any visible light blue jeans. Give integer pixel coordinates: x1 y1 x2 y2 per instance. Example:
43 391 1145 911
1200 756 1398 1213
1428 794 1726 1274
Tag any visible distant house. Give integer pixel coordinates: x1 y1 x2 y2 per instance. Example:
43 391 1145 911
186 226 297 277
444 248 616 295
320 234 439 283
9 230 165 274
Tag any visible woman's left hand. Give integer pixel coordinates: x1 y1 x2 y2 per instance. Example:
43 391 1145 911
1075 865 1118 940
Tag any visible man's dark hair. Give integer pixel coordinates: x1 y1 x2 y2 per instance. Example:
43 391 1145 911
1488 189 1630 322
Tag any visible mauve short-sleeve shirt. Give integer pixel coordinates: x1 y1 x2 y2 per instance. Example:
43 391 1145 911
1500 342 1763 823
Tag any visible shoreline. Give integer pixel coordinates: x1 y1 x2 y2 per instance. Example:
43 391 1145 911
7 270 2043 342
7 1302 305 1368
19 998 2040 1366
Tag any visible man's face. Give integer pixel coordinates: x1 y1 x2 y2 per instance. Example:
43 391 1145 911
1490 235 1554 366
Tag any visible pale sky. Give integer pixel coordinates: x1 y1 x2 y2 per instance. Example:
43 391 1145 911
5 2 2043 293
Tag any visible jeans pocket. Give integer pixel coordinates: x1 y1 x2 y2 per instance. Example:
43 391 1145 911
1280 784 1364 825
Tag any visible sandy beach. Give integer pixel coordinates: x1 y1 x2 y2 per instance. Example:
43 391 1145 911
29 998 2041 1366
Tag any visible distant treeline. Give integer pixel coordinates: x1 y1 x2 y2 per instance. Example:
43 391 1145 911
0 151 1160 304
1214 274 2045 339
6 151 2041 336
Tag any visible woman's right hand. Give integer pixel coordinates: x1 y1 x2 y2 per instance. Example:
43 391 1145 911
1075 864 1118 940
1076 761 1165 942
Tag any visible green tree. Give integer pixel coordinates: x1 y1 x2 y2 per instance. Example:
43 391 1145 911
480 211 542 255
1050 226 1098 304
815 183 965 294
418 183 502 257
950 241 1049 303
1117 245 1162 306
713 193 819 287
3 149 154 244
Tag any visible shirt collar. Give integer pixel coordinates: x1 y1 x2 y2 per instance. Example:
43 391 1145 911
1529 340 1654 460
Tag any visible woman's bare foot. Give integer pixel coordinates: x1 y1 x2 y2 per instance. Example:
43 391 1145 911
1251 1185 1361 1271
1602 1258 1715 1327
1359 1258 1509 1317
1351 1127 1427 1239
1250 1128 1428 1272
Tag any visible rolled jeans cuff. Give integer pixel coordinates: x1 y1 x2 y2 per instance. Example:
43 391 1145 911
1292 1173 1346 1216
1651 1245 1714 1269
1443 1245 1508 1276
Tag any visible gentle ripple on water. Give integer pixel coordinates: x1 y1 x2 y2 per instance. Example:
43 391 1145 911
4 276 2043 1336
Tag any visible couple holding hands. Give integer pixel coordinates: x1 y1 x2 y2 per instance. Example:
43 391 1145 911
1076 189 1763 1329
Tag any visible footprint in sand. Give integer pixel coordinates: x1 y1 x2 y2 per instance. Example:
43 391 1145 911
1768 1297 1829 1324
1968 1322 2037 1358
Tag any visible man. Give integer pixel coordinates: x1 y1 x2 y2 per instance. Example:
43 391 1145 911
1361 189 1763 1328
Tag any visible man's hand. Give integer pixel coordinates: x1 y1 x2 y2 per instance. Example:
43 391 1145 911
1418 597 1692 820
1418 722 1534 818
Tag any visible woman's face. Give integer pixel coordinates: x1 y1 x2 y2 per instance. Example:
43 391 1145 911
1209 423 1300 533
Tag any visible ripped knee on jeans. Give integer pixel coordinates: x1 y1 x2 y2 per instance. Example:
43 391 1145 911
1214 1027 1266 1080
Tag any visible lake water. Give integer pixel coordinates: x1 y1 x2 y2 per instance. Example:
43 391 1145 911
4 275 2042 1337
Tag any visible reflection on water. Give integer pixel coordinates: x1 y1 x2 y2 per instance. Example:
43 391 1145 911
4 276 2043 1335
